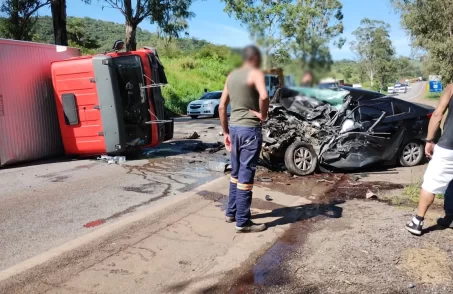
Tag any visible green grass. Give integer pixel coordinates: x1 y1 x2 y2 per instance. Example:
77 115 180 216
426 92 442 100
390 180 445 206
161 55 238 114
401 181 422 204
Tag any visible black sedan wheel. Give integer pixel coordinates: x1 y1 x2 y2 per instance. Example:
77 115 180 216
400 141 424 167
284 141 318 176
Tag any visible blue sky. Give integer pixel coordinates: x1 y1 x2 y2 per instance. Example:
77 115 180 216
39 0 411 60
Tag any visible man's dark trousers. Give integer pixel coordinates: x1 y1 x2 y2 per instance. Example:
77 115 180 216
226 126 262 227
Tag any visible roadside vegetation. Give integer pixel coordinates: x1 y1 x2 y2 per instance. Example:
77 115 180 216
391 180 444 206
427 92 442 100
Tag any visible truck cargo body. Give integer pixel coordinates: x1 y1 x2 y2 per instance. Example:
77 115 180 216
0 39 81 166
51 48 172 156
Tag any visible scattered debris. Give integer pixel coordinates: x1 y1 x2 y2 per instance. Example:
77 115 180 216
184 131 200 139
408 283 416 289
366 190 378 199
207 161 229 172
97 155 126 165
317 179 334 184
219 131 224 136
265 195 273 201
207 126 215 129
258 177 273 183
206 142 225 153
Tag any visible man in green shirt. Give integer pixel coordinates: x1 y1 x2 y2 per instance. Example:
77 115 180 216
219 45 269 233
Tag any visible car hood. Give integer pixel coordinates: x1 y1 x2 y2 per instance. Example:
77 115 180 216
188 100 215 105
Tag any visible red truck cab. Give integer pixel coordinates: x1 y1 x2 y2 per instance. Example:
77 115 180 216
51 46 173 156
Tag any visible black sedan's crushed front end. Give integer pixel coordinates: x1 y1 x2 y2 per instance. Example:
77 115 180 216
262 87 435 175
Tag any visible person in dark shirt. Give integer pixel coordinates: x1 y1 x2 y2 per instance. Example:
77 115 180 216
406 84 453 235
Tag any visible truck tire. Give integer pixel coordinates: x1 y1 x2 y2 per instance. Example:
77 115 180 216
284 141 318 176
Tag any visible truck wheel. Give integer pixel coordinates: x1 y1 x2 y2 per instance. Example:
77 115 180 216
213 106 219 118
284 141 318 176
399 141 424 167
190 115 198 119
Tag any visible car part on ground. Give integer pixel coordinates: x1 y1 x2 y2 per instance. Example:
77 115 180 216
262 87 438 175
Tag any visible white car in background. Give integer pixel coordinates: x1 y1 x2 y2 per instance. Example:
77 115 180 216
187 91 231 119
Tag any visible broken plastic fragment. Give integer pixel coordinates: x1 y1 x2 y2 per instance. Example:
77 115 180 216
97 155 126 165
184 132 200 139
365 189 378 199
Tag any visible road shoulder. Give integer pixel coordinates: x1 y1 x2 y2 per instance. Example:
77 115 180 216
0 176 308 294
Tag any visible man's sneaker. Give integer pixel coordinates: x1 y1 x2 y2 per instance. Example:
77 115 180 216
225 216 235 223
235 221 266 233
437 215 453 228
405 219 423 235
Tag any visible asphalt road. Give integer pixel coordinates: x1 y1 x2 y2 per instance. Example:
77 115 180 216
0 118 224 271
390 81 426 102
0 83 427 272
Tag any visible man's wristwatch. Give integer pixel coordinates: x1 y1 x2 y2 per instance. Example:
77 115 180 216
424 139 435 143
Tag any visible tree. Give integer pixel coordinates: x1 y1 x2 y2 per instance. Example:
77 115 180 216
67 18 100 53
341 65 352 80
222 0 292 69
89 0 195 51
50 0 68 45
391 0 453 83
0 0 49 40
350 19 395 88
222 0 344 71
157 15 189 48
283 0 344 74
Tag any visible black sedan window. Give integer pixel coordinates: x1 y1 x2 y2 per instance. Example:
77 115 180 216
358 102 393 121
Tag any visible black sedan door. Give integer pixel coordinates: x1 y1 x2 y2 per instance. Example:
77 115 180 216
324 100 406 170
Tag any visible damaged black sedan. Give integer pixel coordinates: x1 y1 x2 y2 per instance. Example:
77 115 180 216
262 87 440 176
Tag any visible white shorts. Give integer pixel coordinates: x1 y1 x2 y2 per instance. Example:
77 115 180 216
422 145 453 194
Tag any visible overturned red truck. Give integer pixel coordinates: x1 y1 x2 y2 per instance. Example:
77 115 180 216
0 39 173 166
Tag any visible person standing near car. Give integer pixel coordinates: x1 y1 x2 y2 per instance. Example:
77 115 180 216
218 45 269 233
300 70 314 87
406 84 453 235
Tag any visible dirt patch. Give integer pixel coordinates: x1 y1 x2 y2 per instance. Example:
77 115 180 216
256 171 404 203
399 247 453 284
219 171 453 293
